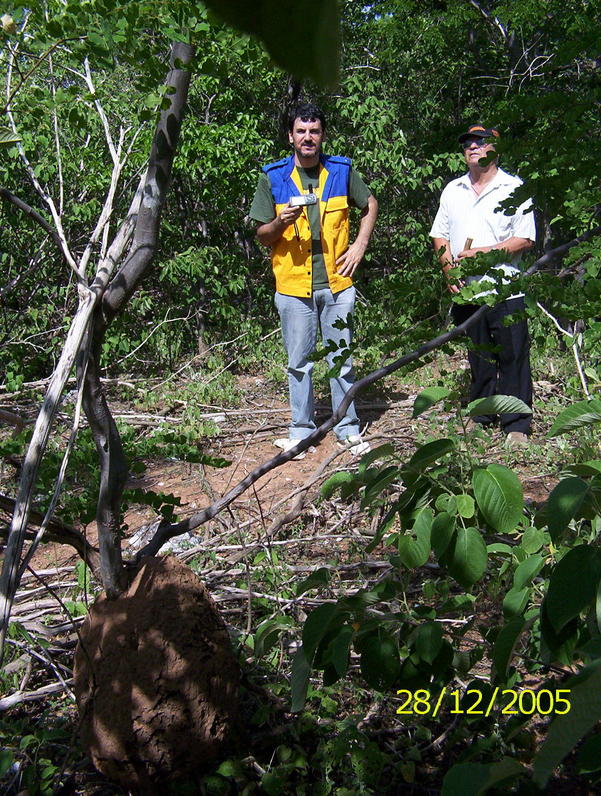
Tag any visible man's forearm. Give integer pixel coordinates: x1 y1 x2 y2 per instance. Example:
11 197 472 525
432 237 453 272
256 216 287 247
433 236 462 294
459 236 535 258
355 194 378 246
335 194 378 277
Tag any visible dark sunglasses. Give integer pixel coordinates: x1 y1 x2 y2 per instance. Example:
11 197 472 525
461 137 492 150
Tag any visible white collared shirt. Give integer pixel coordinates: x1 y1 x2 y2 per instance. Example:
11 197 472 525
430 167 536 295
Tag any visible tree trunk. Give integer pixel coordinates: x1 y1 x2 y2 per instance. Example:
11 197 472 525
85 41 195 597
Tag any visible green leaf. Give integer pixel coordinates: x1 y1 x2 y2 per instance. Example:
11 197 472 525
0 127 20 147
254 617 294 658
466 394 531 417
290 646 311 713
533 664 601 787
442 759 524 795
322 624 353 678
564 461 601 478
521 527 545 554
357 443 395 474
365 503 398 553
321 470 354 499
412 386 450 418
513 554 544 590
502 586 530 618
203 0 340 86
405 438 455 472
492 616 526 680
576 734 601 774
456 494 475 519
359 629 400 690
362 465 401 507
473 464 523 533
447 527 488 588
545 545 601 633
0 750 13 777
431 512 455 558
415 622 443 664
295 567 330 596
546 477 590 543
548 399 601 437
302 603 342 661
397 507 432 568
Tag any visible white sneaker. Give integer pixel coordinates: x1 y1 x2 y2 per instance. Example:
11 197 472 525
274 438 306 460
337 435 371 456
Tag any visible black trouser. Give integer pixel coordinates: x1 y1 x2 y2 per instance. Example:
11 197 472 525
452 297 532 434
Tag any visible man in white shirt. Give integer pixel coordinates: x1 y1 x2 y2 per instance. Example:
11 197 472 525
430 124 536 444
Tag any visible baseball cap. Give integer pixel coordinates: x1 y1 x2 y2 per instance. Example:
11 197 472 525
458 124 500 144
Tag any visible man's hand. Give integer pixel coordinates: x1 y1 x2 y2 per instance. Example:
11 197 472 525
457 245 491 259
335 194 378 277
256 203 302 246
278 204 303 227
335 238 367 277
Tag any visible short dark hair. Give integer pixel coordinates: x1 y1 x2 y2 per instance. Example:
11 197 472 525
288 102 326 133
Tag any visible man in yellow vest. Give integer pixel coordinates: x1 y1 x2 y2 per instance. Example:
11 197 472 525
250 103 378 457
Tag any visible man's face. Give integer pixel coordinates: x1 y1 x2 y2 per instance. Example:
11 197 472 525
462 136 496 167
289 117 324 164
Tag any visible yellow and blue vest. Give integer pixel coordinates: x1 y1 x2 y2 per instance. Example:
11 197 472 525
263 154 353 297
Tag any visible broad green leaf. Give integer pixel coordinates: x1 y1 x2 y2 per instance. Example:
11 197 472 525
533 664 601 787
442 758 524 795
548 399 601 437
359 629 400 690
487 542 514 555
545 545 601 633
473 464 523 533
564 461 601 478
431 512 455 558
576 734 601 774
521 527 545 554
321 471 354 499
456 494 475 519
365 503 398 553
513 554 544 590
502 586 530 618
397 507 432 568
295 567 330 596
405 438 455 472
466 395 531 417
546 477 590 543
204 0 340 86
0 128 20 147
254 617 294 658
492 616 526 680
357 443 395 474
415 621 443 664
0 750 13 777
290 646 311 713
412 386 450 418
362 465 401 507
447 527 487 588
321 624 353 678
302 603 342 661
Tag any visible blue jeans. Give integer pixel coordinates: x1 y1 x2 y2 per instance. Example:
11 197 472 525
275 287 360 441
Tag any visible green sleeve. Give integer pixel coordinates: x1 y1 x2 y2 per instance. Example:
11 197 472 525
249 172 276 223
348 167 371 210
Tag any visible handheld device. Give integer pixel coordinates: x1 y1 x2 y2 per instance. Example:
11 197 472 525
289 193 318 207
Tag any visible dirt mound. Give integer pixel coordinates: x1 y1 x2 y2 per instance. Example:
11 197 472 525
73 556 239 789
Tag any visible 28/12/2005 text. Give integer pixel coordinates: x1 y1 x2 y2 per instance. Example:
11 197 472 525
395 688 571 718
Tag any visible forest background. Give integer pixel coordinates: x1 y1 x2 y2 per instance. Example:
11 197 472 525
1 0 601 793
